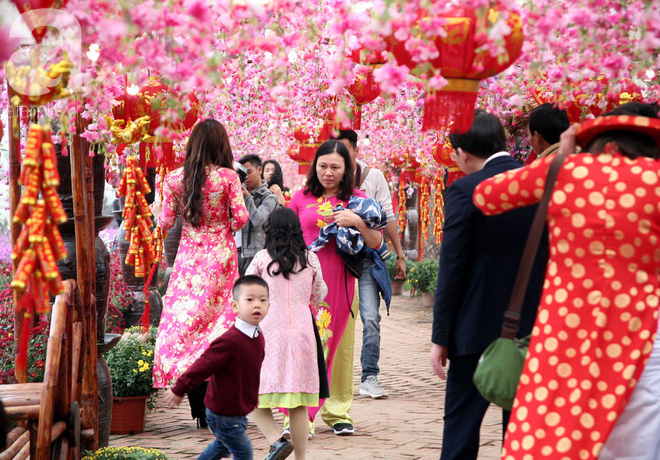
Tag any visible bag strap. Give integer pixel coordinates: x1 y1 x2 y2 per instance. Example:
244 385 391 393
501 154 567 340
360 167 371 187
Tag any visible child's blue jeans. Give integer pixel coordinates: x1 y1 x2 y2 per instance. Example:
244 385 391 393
198 409 253 460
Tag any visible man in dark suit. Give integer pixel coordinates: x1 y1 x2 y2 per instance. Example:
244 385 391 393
430 110 546 460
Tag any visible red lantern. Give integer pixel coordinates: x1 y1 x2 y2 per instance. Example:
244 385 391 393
432 141 465 185
290 127 323 175
387 6 523 133
134 76 199 136
347 66 381 129
287 141 315 175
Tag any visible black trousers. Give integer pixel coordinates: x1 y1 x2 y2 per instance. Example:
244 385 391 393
188 381 208 420
440 354 510 460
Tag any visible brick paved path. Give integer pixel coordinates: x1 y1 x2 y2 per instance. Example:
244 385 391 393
110 292 504 459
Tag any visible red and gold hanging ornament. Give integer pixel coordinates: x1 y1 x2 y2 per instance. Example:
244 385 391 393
530 77 643 123
289 123 327 175
347 66 381 129
418 176 431 260
391 150 421 233
119 156 158 278
432 140 465 185
107 76 199 171
387 6 523 133
11 124 68 374
10 0 69 44
135 76 199 170
433 174 445 243
6 50 72 108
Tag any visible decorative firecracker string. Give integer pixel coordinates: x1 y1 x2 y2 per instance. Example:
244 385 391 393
397 178 407 234
433 174 446 244
119 156 159 331
11 124 68 374
419 177 431 244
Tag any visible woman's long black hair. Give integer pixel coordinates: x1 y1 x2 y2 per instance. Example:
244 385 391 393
182 119 234 228
262 159 284 189
304 140 355 201
264 208 309 279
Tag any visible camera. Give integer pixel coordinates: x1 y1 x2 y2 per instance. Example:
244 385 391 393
234 162 248 183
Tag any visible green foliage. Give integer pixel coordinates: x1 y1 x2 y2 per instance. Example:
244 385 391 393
82 447 170 459
407 259 439 293
104 333 157 399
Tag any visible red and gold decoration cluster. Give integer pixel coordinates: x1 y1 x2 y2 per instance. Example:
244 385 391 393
119 156 158 278
432 140 465 186
11 124 68 307
418 176 431 260
433 175 445 243
387 6 523 132
107 76 199 170
530 77 643 123
391 150 422 233
347 49 385 129
288 122 336 175
11 124 68 374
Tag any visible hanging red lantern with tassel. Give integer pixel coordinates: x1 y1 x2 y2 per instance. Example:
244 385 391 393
432 140 465 185
347 66 382 129
134 76 200 170
386 6 523 133
290 126 323 175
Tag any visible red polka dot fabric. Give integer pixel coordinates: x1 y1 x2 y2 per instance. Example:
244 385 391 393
474 149 660 459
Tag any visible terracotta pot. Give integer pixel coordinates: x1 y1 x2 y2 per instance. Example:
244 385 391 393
110 396 148 435
422 291 435 307
391 279 405 296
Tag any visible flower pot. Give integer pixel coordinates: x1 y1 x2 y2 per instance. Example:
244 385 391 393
110 396 148 435
422 291 435 307
391 279 405 296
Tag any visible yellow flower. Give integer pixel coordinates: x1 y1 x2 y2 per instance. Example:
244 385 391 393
133 369 138 373
317 309 331 329
138 359 144 366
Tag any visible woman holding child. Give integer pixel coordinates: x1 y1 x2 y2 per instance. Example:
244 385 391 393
289 140 384 436
152 119 249 426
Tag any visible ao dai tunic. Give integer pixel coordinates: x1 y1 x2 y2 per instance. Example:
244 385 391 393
474 151 660 459
246 249 328 401
153 166 248 388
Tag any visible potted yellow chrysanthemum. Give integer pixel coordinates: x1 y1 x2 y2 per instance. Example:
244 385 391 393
104 326 158 435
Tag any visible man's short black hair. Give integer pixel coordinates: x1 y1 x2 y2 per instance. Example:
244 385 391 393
238 154 262 168
448 110 507 159
330 129 358 149
528 103 570 145
232 275 269 298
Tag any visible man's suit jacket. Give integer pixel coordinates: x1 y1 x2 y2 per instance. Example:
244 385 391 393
432 155 547 359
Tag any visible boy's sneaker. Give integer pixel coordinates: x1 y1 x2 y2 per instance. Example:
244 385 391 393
333 423 354 436
265 437 294 460
281 425 314 440
360 376 389 399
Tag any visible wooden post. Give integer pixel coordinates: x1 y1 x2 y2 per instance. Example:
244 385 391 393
70 108 99 452
6 82 27 384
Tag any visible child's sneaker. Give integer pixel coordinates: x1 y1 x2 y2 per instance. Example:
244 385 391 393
266 437 293 460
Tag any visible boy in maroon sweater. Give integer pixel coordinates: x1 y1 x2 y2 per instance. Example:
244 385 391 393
164 275 270 460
